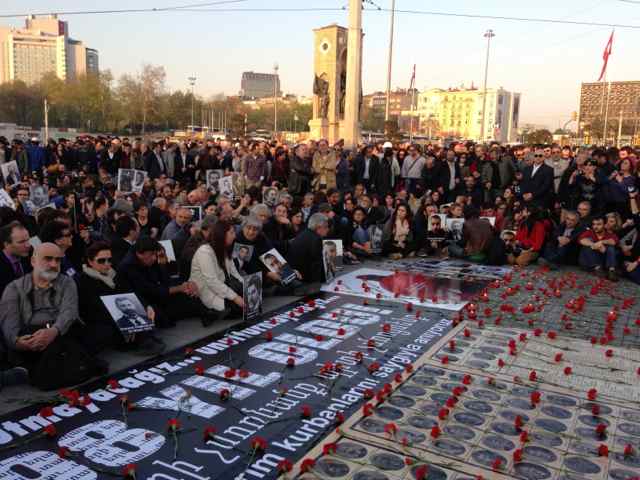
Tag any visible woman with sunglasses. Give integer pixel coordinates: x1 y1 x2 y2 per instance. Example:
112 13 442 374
78 241 165 356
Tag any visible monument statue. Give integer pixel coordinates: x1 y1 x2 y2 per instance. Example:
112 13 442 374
313 74 330 119
339 70 347 118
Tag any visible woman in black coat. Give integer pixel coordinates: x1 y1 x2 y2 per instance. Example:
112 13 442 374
78 241 164 355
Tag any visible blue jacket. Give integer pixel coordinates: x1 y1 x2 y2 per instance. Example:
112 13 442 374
26 145 46 173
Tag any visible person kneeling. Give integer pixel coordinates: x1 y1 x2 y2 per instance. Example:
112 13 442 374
0 243 107 390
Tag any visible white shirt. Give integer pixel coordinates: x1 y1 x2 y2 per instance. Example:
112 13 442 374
363 157 371 180
448 161 456 190
532 163 542 177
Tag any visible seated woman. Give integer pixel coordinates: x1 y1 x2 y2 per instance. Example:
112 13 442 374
190 220 244 318
348 207 372 257
508 206 547 267
78 241 165 356
382 203 416 259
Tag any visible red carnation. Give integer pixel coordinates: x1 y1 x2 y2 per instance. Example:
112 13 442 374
598 444 609 457
367 339 376 348
368 362 380 374
57 446 69 458
315 334 324 341
288 346 297 353
337 328 346 336
203 426 216 441
605 349 613 358
588 388 598 401
44 424 57 437
300 458 316 473
264 331 273 341
492 458 503 471
307 300 316 308
547 331 557 340
354 351 364 362
322 442 337 455
277 459 293 473
514 415 524 429
184 347 194 357
564 367 572 375
595 423 607 437
226 338 233 345
39 406 54 418
529 370 537 382
394 372 403 383
533 328 542 337
530 391 541 405
270 318 278 325
554 353 563 362
122 464 137 479
441 356 449 365
362 403 373 417
463 328 471 337
301 405 312 418
194 364 204 376
219 388 231 401
382 323 391 333
438 408 449 420
430 425 441 439
384 422 398 436
592 404 600 416
167 418 180 431
462 374 472 385
335 411 345 424
107 379 119 389
624 444 634 457
520 430 529 443
251 436 267 452
415 465 429 480
405 363 414 373
239 369 249 378
287 357 295 367
224 368 236 379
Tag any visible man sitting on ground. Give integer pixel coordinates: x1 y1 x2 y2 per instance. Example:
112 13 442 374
578 216 619 281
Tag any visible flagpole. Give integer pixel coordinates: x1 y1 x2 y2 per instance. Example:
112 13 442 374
603 80 611 146
409 65 416 143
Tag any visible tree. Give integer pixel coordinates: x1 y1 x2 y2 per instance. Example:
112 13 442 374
526 129 553 144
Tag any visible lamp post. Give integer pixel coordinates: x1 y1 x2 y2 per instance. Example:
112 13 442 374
273 63 279 139
384 0 396 126
479 29 495 142
188 76 196 134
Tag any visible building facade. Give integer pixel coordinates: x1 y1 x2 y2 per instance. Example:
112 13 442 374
0 15 99 85
363 88 417 116
411 86 520 143
240 71 281 99
579 81 640 144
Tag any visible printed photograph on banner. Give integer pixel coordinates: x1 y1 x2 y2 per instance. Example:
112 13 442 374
243 272 262 322
158 240 176 262
322 239 343 283
184 205 202 222
218 176 234 199
427 214 447 241
100 293 153 334
232 243 254 272
385 258 512 282
259 248 297 285
322 267 484 310
117 169 146 194
262 186 278 207
29 184 49 208
206 169 224 192
1 160 21 186
368 225 384 254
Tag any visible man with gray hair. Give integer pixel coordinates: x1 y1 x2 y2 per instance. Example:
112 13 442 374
0 243 105 385
541 210 585 268
287 213 329 285
249 203 272 224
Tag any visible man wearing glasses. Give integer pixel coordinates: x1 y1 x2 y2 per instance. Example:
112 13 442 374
521 147 555 209
545 144 569 193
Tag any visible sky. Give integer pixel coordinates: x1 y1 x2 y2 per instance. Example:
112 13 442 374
3 0 640 129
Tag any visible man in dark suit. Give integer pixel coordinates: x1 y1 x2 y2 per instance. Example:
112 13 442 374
437 150 462 202
353 147 379 193
143 142 167 179
0 221 32 297
287 213 328 284
522 148 555 208
99 141 123 175
111 215 140 267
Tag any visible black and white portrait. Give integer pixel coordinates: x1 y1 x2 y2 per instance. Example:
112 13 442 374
218 176 234 199
243 272 262 323
232 243 254 272
368 225 384 254
117 169 146 194
259 248 297 285
100 293 153 334
185 205 202 222
1 161 20 187
206 169 223 192
446 218 465 242
322 239 343 283
263 187 278 207
29 184 49 209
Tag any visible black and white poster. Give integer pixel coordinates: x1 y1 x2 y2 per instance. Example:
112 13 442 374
206 169 224 192
242 272 262 323
260 248 297 285
232 243 254 272
158 240 176 262
117 169 146 194
184 205 202 222
0 293 451 480
368 225 384 254
1 160 20 186
322 239 343 283
263 187 278 207
29 184 49 209
218 176 234 199
382 258 512 282
100 293 153 334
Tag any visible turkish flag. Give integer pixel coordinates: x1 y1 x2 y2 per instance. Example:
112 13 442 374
597 31 614 82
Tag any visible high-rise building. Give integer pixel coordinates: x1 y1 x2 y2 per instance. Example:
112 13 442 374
579 81 640 143
411 86 520 143
0 14 99 85
240 71 281 99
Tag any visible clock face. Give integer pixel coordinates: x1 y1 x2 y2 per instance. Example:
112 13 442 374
320 40 331 54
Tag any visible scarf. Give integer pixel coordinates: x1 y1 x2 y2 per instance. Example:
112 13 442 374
82 264 116 289
394 219 410 246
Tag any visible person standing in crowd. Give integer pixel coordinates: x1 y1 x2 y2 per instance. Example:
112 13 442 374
522 147 555 209
0 221 32 297
312 139 337 191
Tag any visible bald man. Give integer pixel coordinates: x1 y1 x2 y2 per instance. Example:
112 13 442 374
0 243 92 384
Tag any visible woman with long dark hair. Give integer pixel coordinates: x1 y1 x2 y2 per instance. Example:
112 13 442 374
382 202 416 259
190 220 244 319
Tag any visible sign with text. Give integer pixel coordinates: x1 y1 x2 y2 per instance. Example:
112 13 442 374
0 293 450 479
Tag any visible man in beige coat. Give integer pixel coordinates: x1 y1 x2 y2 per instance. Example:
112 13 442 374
312 139 337 191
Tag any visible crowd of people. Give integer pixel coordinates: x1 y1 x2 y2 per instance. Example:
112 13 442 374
0 133 638 391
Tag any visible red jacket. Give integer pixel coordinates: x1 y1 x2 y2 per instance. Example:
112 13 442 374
515 221 547 252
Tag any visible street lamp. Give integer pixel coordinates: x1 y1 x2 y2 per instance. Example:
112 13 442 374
479 29 495 142
188 76 197 134
273 63 279 139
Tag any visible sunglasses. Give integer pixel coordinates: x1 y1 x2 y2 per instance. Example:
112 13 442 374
95 257 112 264
534 154 544 158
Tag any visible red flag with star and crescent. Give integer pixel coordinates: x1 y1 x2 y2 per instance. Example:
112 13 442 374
597 31 614 82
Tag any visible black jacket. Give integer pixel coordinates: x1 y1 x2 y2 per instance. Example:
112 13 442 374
117 251 171 306
353 155 379 188
110 237 134 268
522 163 555 208
287 229 325 284
143 151 166 179
0 253 32 298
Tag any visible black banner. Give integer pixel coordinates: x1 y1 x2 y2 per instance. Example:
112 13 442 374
0 293 452 480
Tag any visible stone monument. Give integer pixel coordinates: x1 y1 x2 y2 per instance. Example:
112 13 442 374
308 24 348 145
